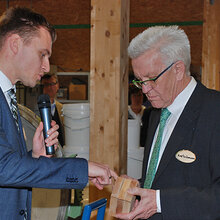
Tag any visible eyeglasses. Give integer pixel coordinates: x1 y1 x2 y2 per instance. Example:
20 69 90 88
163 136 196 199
132 62 174 89
42 82 57 87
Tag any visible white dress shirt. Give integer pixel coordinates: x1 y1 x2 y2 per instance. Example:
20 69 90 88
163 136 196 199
0 70 16 107
51 101 56 116
147 77 197 212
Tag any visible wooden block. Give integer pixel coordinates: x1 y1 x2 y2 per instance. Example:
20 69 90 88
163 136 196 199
109 177 138 215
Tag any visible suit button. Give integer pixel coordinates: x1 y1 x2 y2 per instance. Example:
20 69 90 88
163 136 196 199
19 210 25 215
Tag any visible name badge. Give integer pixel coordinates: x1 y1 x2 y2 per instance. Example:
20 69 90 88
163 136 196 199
175 150 196 163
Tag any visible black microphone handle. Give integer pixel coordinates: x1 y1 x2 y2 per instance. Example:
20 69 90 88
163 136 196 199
39 107 55 155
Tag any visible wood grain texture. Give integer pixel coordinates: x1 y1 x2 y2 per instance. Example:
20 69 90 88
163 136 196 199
109 177 138 215
202 0 220 90
89 2 129 219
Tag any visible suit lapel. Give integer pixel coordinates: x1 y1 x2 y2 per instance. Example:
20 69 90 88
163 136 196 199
0 88 27 155
152 82 206 185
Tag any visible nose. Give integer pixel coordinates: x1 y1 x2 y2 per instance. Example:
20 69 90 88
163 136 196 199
41 57 50 73
142 81 153 94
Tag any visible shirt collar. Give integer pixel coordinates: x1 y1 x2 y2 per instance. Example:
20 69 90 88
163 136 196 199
0 70 16 93
167 77 197 116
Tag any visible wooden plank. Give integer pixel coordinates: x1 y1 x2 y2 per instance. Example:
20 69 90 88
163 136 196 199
90 0 130 218
202 0 220 90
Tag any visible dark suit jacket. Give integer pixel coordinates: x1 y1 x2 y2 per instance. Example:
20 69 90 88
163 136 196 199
140 82 220 220
0 88 88 220
53 100 65 146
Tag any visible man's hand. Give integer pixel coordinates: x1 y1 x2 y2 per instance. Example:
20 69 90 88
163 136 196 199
114 187 157 219
32 120 59 158
88 161 118 190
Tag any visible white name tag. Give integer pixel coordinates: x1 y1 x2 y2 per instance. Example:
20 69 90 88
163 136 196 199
175 150 196 163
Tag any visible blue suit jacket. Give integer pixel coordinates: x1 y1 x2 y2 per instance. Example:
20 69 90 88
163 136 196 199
0 88 88 219
141 82 220 220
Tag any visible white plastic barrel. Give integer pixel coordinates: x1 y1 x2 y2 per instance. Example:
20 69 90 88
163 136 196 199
127 147 144 179
127 119 141 149
63 103 90 147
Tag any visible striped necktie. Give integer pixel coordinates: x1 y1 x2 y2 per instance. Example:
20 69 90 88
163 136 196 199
8 88 19 131
144 108 171 188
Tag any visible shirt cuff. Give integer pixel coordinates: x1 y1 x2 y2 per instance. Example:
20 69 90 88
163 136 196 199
156 190 161 213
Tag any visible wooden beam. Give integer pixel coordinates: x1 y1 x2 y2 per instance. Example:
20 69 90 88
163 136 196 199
90 0 130 217
202 0 220 90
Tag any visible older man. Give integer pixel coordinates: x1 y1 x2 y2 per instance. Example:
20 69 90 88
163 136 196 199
116 26 220 220
41 73 65 147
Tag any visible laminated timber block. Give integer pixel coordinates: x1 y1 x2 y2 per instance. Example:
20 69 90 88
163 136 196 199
109 177 138 215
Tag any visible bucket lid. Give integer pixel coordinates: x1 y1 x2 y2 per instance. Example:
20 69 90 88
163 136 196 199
63 103 90 111
63 110 90 118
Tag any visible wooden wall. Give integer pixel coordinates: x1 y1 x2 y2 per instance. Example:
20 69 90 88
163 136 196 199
130 0 203 71
202 0 220 90
0 0 204 74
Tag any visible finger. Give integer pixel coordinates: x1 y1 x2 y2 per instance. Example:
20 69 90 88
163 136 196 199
96 175 110 185
46 129 59 140
91 178 104 190
110 169 118 180
127 186 142 196
51 120 56 126
47 124 59 136
45 129 59 142
132 199 139 210
114 212 134 219
46 138 59 147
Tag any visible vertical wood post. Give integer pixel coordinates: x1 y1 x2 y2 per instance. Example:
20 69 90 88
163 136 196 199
90 0 130 216
202 0 220 90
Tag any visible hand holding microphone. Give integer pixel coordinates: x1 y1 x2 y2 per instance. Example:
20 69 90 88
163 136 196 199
37 94 55 155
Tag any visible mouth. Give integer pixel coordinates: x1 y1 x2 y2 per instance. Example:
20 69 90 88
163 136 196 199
146 94 158 102
38 74 44 80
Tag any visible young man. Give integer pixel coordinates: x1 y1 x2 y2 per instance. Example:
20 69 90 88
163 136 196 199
0 7 117 219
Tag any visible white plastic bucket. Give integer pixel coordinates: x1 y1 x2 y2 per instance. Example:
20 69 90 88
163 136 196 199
127 147 144 179
63 103 90 147
63 146 89 160
64 125 89 147
127 119 141 149
63 103 90 112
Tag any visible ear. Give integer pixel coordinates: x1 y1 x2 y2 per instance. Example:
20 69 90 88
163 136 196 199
174 60 185 81
8 34 21 55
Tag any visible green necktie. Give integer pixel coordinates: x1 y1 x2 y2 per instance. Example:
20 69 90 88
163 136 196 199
144 108 171 189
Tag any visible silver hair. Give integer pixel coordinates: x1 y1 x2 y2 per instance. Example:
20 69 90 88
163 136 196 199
128 26 191 75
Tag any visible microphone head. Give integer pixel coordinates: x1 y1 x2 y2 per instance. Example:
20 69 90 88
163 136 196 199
38 94 51 109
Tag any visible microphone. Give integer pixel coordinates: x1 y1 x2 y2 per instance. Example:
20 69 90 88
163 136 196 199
37 94 55 155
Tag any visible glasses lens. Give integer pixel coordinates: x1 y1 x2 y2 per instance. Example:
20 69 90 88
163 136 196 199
133 81 142 89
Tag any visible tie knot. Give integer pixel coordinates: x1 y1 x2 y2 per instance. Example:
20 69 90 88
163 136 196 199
8 88 16 98
160 108 171 123
7 88 19 131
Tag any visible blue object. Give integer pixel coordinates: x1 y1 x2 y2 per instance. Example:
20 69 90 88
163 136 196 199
82 198 107 220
